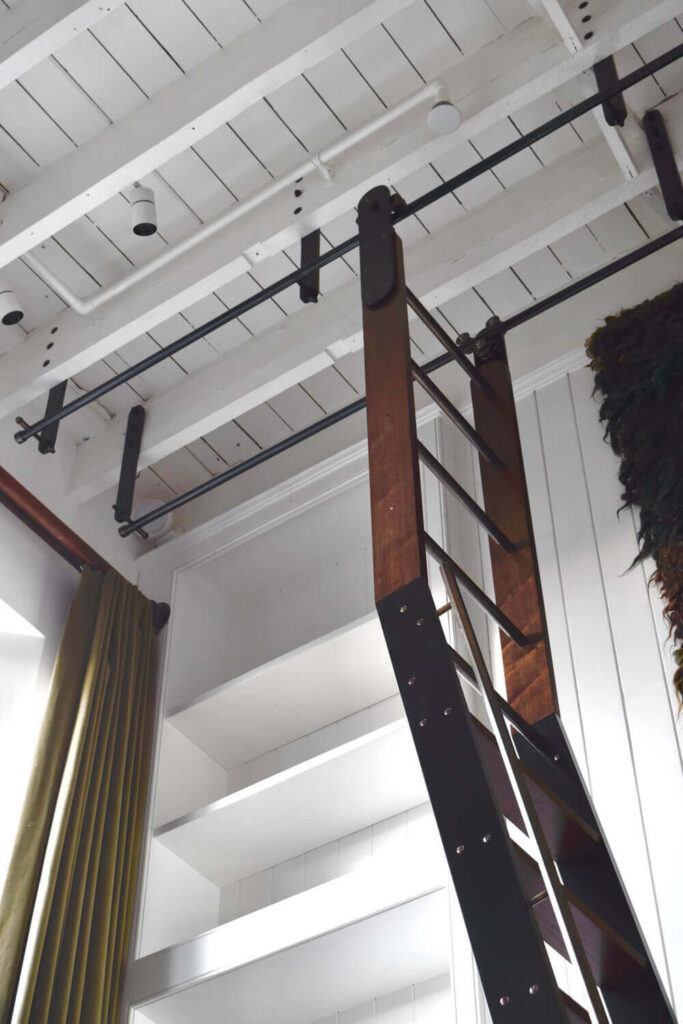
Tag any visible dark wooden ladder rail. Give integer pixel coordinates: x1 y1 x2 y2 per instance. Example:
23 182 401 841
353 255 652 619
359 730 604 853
359 183 678 1024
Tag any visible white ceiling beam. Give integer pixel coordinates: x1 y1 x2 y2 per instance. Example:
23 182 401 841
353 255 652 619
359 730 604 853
0 0 413 269
0 0 126 92
0 0 676 420
536 0 639 179
69 114 683 505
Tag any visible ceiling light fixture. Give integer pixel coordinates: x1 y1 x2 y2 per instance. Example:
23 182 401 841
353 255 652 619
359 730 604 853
130 183 158 237
427 98 462 135
0 278 23 325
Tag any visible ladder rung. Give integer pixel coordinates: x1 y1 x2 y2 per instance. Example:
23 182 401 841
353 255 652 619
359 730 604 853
425 533 533 648
445 643 476 684
436 601 451 616
564 886 649 990
511 841 567 959
418 442 516 552
520 762 600 861
560 992 591 1024
411 361 504 468
405 288 493 393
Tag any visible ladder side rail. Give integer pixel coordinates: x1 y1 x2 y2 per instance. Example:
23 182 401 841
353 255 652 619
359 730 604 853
441 561 609 1024
468 325 558 723
360 183 574 1024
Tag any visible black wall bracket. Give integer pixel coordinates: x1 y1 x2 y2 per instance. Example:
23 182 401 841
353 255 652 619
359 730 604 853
594 57 627 127
15 381 68 454
38 381 68 454
113 405 146 526
643 108 683 221
299 229 321 304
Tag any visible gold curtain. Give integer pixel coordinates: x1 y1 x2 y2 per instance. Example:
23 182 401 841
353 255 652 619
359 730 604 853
0 568 157 1024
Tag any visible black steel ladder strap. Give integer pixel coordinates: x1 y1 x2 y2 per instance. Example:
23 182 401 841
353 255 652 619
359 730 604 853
440 560 610 1024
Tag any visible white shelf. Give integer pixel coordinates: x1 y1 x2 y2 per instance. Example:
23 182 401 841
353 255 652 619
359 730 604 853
128 864 449 1022
168 614 398 770
155 719 427 887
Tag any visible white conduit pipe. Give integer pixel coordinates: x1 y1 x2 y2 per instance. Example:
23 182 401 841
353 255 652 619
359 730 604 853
24 79 450 316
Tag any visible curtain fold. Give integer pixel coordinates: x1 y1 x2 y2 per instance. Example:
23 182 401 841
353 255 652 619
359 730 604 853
0 568 157 1024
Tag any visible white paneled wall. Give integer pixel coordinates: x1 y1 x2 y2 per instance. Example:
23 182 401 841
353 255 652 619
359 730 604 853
309 973 453 1024
218 801 439 924
442 362 683 1016
435 361 683 1020
519 364 683 1013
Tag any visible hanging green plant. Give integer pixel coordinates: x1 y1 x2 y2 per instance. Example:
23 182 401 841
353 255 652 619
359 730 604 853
586 281 683 702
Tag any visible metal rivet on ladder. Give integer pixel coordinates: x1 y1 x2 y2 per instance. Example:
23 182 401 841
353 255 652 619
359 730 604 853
400 605 408 614
419 718 428 727
408 676 416 686
528 985 540 996
499 996 510 1007
416 618 424 626
456 844 465 854
482 834 491 844
443 707 452 716
553 754 560 762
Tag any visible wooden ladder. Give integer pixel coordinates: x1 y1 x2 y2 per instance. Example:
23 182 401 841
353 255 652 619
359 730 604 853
358 184 677 1024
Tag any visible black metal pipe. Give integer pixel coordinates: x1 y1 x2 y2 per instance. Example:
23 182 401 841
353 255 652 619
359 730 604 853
119 397 367 536
15 42 683 445
120 222 683 538
482 223 683 339
393 41 683 224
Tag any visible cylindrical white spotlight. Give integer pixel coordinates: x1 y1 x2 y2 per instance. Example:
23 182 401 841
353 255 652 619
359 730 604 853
0 279 23 325
130 183 158 237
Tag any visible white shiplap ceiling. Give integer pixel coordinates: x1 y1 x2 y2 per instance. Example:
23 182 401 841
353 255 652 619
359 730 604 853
0 0 681 543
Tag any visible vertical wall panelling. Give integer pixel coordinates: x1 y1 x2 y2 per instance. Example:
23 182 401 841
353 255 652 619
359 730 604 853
530 368 681 1010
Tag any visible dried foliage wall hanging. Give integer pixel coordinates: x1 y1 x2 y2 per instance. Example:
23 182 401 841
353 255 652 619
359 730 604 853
586 281 683 702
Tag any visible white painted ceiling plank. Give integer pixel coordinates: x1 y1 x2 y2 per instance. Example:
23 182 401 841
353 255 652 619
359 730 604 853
127 0 220 72
18 57 111 145
235 403 292 449
0 0 415 267
51 30 147 122
201 420 260 465
178 0 258 48
68 131 678 503
89 4 182 97
0 0 677 418
0 0 125 92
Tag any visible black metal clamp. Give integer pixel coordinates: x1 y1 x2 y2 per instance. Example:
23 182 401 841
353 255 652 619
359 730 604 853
299 229 321 304
113 405 148 537
594 56 627 127
642 108 683 221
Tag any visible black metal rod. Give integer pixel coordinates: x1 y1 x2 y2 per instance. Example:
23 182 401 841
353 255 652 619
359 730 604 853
392 42 683 224
406 288 492 392
119 397 367 536
15 237 359 444
120 222 683 538
481 223 683 339
411 360 504 468
424 533 533 647
418 442 515 552
14 42 683 445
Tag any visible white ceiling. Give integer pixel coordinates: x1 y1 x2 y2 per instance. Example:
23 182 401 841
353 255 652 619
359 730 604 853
0 0 681 554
